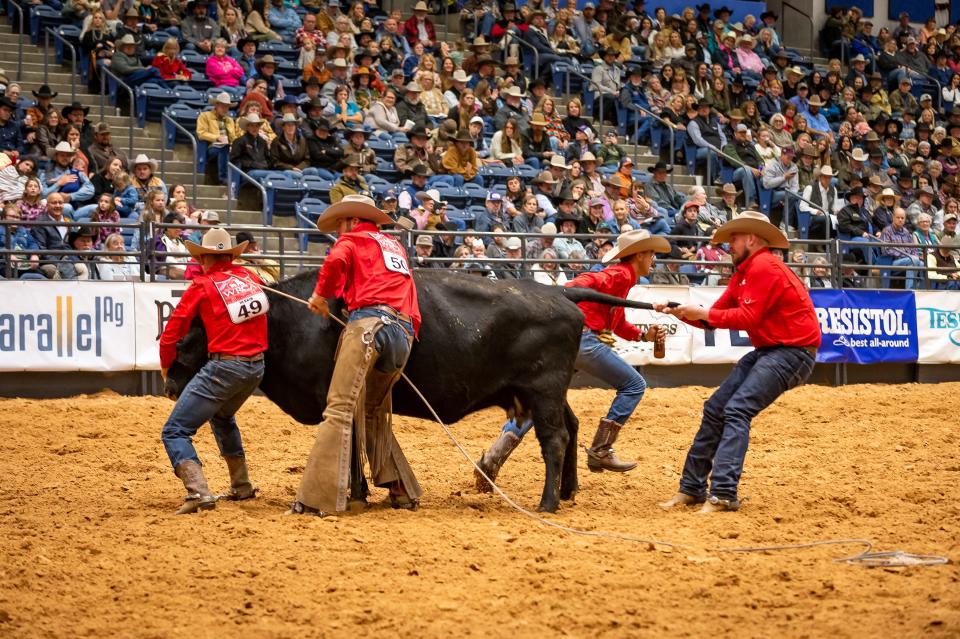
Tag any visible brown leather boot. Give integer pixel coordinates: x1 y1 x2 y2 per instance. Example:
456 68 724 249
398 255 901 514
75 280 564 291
173 460 217 514
586 418 637 473
474 430 521 493
219 456 258 501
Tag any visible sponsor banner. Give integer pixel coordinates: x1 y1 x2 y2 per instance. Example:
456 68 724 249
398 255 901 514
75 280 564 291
688 287 755 364
0 281 135 371
134 282 190 370
915 291 960 364
810 290 918 364
614 286 693 365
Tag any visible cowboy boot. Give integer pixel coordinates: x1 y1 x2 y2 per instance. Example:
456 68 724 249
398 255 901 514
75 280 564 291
697 495 741 513
659 492 706 510
474 430 521 493
389 480 419 511
219 456 258 501
173 460 217 515
586 418 637 473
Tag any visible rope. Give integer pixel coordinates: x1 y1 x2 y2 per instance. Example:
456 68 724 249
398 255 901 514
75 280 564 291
260 285 947 566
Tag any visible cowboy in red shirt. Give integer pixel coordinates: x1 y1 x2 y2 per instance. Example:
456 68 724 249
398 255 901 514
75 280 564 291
159 228 268 514
657 211 821 513
474 229 669 491
291 195 422 516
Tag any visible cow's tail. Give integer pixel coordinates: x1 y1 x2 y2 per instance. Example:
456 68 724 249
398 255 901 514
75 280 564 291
559 286 679 311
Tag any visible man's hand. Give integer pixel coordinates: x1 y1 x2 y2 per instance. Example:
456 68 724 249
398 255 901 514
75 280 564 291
654 303 709 322
642 324 665 343
307 294 330 317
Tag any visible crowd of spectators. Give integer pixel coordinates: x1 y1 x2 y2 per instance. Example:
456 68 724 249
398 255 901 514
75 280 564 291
1 0 960 288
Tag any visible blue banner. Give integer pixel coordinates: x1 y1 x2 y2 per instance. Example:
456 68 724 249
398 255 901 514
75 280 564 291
810 290 918 364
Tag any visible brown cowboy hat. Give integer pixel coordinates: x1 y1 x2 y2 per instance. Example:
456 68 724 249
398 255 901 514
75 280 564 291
315 194 394 232
712 210 789 249
185 227 248 259
716 182 741 196
601 229 671 263
602 173 630 189
452 128 473 143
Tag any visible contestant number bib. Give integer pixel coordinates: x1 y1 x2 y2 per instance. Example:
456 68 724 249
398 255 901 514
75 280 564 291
214 275 270 324
368 232 410 276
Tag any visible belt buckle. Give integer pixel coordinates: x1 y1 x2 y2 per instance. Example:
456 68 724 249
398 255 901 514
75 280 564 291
380 314 394 326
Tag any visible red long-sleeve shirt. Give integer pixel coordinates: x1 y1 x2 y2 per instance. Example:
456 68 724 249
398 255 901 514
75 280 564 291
565 263 642 342
159 262 268 369
314 221 421 335
702 248 821 349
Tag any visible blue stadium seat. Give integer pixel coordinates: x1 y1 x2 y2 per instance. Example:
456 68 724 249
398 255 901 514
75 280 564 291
295 197 331 251
137 84 174 128
186 72 213 92
466 204 488 223
264 173 304 221
53 25 81 67
181 49 208 74
258 41 298 59
302 175 333 202
279 77 303 95
30 4 64 45
515 163 538 181
368 137 396 160
163 103 201 149
461 182 486 205
436 185 467 209
759 187 773 215
391 131 409 144
375 157 401 181
478 164 516 186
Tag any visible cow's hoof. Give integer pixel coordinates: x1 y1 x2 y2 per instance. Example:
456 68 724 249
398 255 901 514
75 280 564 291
536 502 559 514
474 468 494 493
559 488 578 502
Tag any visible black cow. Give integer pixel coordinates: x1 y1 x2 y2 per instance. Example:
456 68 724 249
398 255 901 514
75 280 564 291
165 269 652 513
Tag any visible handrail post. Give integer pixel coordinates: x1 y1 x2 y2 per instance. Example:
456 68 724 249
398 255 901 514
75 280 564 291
227 162 270 226
511 36 540 80
43 26 48 84
669 128 675 189
8 1 23 80
48 27 78 103
161 112 199 206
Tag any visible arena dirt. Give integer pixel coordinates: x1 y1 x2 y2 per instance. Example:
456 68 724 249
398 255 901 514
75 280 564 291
0 383 958 638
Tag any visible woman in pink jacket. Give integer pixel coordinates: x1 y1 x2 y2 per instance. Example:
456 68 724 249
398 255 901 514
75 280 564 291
205 39 245 88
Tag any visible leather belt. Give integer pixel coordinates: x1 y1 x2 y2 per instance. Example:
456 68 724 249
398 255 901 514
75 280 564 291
366 304 413 326
209 353 265 362
803 346 818 357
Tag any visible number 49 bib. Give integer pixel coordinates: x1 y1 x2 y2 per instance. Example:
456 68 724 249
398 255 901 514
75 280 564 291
214 275 270 324
368 232 411 276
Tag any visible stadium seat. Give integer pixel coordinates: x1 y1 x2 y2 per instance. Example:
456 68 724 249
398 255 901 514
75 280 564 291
375 157 401 182
478 164 516 186
264 173 305 221
163 103 200 149
435 185 467 209
461 182 487 205
295 197 332 251
302 175 333 202
368 137 396 160
181 49 208 74
515 164 538 181
30 4 64 45
53 24 81 67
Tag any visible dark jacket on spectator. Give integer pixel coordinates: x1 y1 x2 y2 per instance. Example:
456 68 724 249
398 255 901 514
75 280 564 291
270 131 309 170
837 203 872 237
229 132 270 170
307 134 343 169
396 98 428 130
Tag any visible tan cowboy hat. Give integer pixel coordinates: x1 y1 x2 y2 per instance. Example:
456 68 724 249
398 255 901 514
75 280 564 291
254 54 278 72
601 173 630 190
849 148 868 162
878 187 900 202
413 0 428 10
315 194 394 232
602 229 671 263
712 210 789 249
502 85 525 98
185 227 248 259
209 91 236 106
807 95 824 107
548 155 569 170
470 35 490 50
817 165 835 177
451 69 470 83
132 153 159 172
786 65 806 77
238 112 265 128
580 151 598 163
717 182 740 196
528 112 549 127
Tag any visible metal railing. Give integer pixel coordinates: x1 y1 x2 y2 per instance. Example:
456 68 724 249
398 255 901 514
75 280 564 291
99 66 136 155
780 1 814 56
160 112 198 207
7 0 24 80
512 35 540 80
44 27 78 103
624 103 676 188
226 162 269 228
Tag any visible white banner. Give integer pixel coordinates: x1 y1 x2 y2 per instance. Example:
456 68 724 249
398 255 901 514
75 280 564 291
915 291 960 364
688 287 754 364
614 286 693 365
134 282 190 370
0 281 136 371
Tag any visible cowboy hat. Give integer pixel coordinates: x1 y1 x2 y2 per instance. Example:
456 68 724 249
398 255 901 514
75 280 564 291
531 170 557 185
602 173 630 190
254 55 278 72
239 112 264 127
52 141 76 155
61 101 90 119
549 155 569 170
580 151 598 163
786 65 806 77
415 188 442 203
712 210 789 249
117 34 137 46
878 187 900 202
849 148 869 162
817 165 835 177
502 56 520 67
451 69 470 83
316 194 394 232
132 153 159 171
602 229 671 263
528 112 549 127
67 226 97 248
185 227 249 259
403 81 423 93
717 182 740 196
209 91 236 106
32 84 57 99
807 95 824 107
647 161 673 173
451 128 473 143
502 85 525 98
469 35 491 50
413 0 428 10
279 112 301 125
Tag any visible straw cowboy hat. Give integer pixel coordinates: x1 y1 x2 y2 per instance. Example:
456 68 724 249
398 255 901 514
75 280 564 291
132 153 159 171
254 55 278 73
185 227 248 259
413 0 428 10
878 187 900 203
209 91 236 106
238 112 265 128
52 141 76 155
717 182 741 196
528 112 549 127
712 210 789 249
807 95 824 107
315 194 393 232
451 69 470 83
602 229 671 263
849 148 869 162
817 165 836 177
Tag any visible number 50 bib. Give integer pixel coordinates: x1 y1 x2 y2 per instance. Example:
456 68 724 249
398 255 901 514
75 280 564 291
367 232 411 276
214 275 270 324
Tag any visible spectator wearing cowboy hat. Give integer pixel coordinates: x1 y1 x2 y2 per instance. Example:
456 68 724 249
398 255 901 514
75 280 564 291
799 164 843 239
442 69 470 110
441 128 482 186
229 112 272 181
340 123 377 174
248 54 286 102
494 85 531 134
42 141 95 207
87 121 129 175
270 113 310 172
329 157 370 203
197 92 241 183
110 34 172 88
871 187 900 231
645 161 683 215
182 0 219 52
130 153 167 201
159 226 269 515
25 85 57 129
0 96 21 153
396 80 429 132
658 211 819 512
403 1 437 51
63 227 102 280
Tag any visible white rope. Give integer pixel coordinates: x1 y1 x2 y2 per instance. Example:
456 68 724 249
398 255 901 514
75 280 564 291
261 285 948 566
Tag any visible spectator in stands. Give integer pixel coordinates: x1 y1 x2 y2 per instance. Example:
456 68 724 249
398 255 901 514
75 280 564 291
42 142 95 209
130 154 166 201
687 98 725 183
250 55 286 102
219 6 247 50
590 48 621 125
645 161 682 216
182 0 218 53
531 247 567 285
267 0 302 40
881 207 924 289
85 122 127 175
392 125 435 177
474 191 509 236
800 165 843 240
914 212 940 248
306 118 342 169
340 124 376 173
0 97 21 153
411 233 441 267
60 227 101 280
403 1 436 52
329 158 369 203
377 15 408 56
441 128 482 186
151 38 192 82
0 204 43 279
206 39 245 87
907 185 940 229
490 117 524 167
109 34 170 88
87 194 121 246
197 92 240 184
509 192 545 233
362 88 405 133
153 212 188 279
17 177 45 222
270 113 309 172
396 81 429 131
493 85 529 134
110 171 139 219
81 11 116 91
97 233 138 281
31 192 71 279
229 112 272 180
762 144 799 229
839 186 879 260
331 84 363 126
927 235 960 289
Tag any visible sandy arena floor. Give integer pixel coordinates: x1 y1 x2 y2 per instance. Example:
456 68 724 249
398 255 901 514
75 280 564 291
0 383 958 638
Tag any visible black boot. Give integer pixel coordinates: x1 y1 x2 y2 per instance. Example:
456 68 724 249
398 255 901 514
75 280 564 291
219 456 257 501
586 418 637 473
173 460 217 514
474 430 521 492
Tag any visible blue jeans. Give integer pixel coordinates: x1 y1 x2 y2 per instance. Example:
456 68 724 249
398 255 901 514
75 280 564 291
893 255 924 289
677 346 815 501
499 329 647 439
123 67 171 89
207 145 229 182
732 166 759 206
161 358 265 468
348 306 414 373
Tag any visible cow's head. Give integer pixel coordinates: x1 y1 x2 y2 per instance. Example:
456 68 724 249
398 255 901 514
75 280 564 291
164 317 208 400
